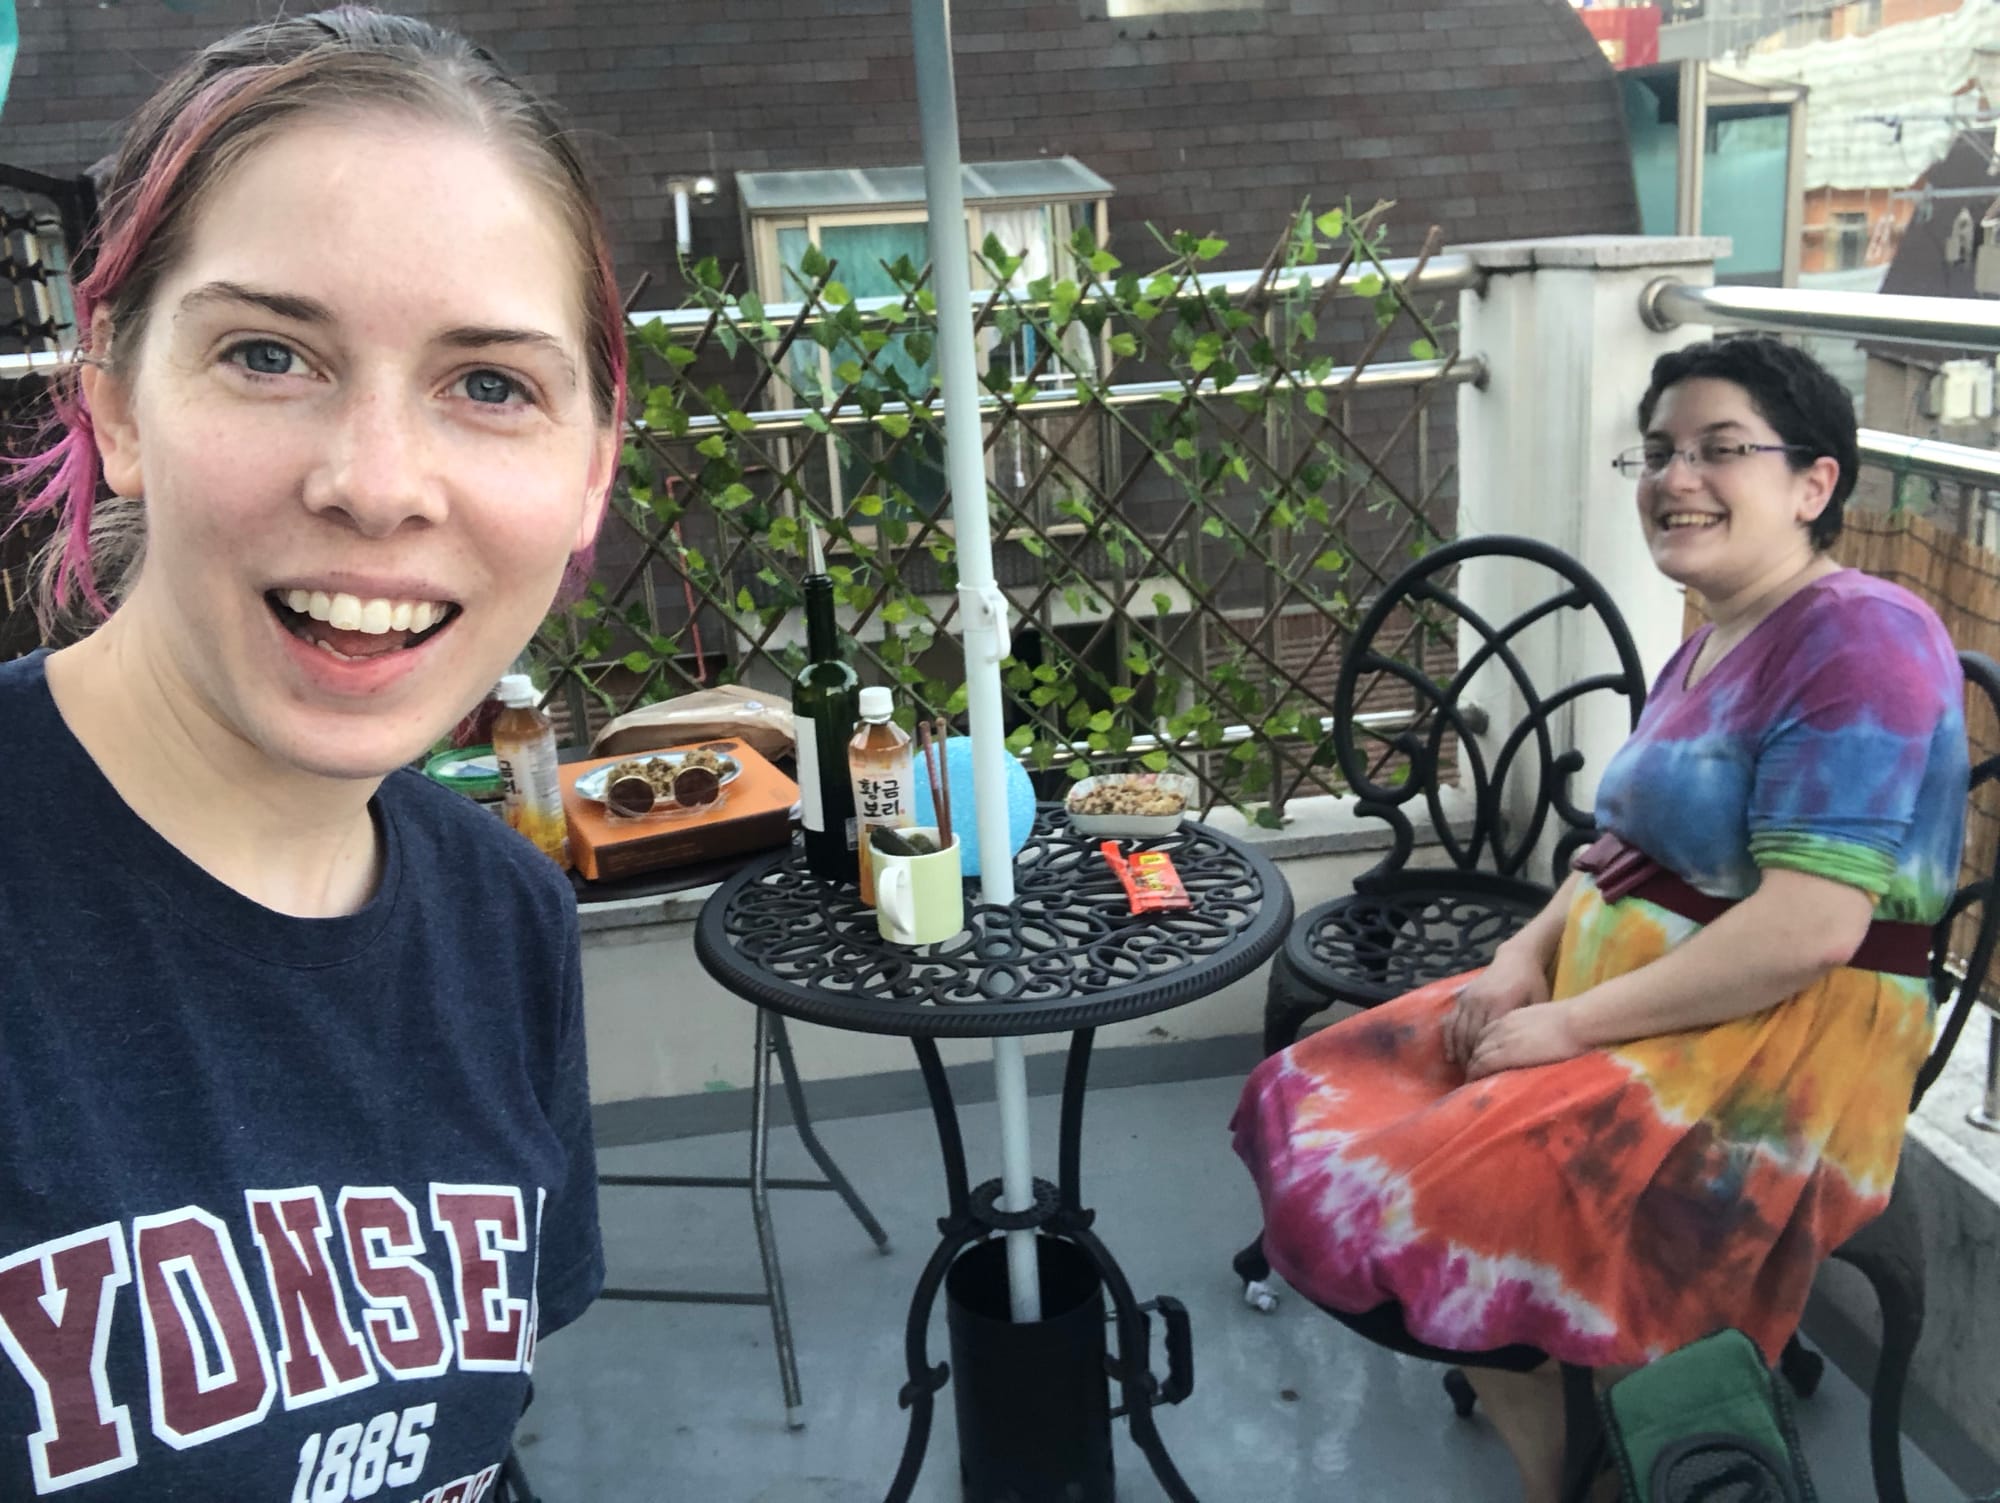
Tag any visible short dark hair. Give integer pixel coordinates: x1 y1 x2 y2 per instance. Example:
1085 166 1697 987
1636 335 1859 551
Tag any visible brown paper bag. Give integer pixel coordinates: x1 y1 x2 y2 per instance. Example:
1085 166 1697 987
589 684 796 764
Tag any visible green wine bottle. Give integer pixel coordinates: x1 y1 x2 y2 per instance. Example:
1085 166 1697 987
793 539 860 883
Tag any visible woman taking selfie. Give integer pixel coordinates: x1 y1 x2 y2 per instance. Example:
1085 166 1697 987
1234 337 1968 1501
0 9 621 1497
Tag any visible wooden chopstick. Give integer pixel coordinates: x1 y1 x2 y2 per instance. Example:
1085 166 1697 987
933 716 953 850
918 720 945 846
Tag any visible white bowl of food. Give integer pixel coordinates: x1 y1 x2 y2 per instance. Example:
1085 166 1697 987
1065 773 1196 837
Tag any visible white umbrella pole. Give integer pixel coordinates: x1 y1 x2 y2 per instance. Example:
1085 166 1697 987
912 0 1041 1324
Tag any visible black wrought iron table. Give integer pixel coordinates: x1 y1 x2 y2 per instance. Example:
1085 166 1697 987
694 806 1292 1503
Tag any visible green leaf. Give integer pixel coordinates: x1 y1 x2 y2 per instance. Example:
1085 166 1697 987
800 242 830 280
801 410 832 434
822 281 852 308
1108 332 1139 358
1201 515 1227 539
834 360 864 387
1353 272 1383 298
620 650 652 674
1006 725 1036 753
856 493 885 517
1109 685 1136 704
1171 437 1197 461
1194 237 1228 261
1140 750 1172 773
903 332 934 366
877 413 912 440
1314 208 1346 239
1305 389 1328 419
1252 807 1285 830
716 482 754 509
696 434 728 458
735 587 756 612
1065 758 1092 781
1410 337 1438 361
1088 710 1114 733
1313 548 1347 572
1152 592 1173 616
1229 741 1259 765
1020 534 1048 558
663 344 698 369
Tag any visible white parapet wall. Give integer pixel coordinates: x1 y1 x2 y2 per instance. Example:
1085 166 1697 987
1453 236 1729 851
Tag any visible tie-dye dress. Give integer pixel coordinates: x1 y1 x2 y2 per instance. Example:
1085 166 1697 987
1232 570 1967 1365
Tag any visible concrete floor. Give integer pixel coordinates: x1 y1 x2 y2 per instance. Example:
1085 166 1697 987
522 1075 1968 1502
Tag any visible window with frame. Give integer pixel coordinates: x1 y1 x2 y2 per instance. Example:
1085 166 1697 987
739 159 1114 527
1832 211 1870 271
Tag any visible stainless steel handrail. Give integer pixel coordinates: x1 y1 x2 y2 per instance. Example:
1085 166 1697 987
654 355 1483 438
1859 430 2000 489
1642 276 2000 355
1642 277 2000 491
625 252 1481 333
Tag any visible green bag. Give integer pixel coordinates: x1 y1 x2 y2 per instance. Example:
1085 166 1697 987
1599 1329 1818 1503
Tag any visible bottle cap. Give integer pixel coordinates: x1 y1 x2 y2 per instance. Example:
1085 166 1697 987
496 674 537 708
858 686 894 721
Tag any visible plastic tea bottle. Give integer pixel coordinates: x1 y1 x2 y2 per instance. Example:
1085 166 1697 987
492 674 571 870
792 531 860 884
848 686 914 906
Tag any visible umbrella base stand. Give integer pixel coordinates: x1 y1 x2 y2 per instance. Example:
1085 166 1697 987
886 1029 1200 1503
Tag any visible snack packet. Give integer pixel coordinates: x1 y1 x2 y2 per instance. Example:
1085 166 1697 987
1100 841 1192 913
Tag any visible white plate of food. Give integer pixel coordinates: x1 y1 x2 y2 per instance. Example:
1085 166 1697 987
574 747 742 814
1065 773 1196 837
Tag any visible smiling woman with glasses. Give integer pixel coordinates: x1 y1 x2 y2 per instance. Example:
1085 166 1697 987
1232 334 1969 1503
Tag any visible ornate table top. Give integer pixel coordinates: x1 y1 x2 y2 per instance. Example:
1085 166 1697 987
694 807 1293 1038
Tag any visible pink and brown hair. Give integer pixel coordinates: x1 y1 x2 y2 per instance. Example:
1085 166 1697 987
5 5 626 626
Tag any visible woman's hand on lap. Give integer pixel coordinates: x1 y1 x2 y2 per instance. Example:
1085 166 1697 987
1443 946 1551 1068
1464 999 1589 1080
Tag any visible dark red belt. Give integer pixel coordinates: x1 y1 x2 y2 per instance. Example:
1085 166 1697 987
1572 833 1931 979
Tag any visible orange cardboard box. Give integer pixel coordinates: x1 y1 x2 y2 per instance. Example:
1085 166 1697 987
560 738 798 883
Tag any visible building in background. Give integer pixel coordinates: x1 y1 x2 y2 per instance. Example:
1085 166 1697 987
5 0 1640 310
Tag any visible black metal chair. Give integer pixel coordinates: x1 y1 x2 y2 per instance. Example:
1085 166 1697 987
1244 647 2000 1503
1262 533 1650 1056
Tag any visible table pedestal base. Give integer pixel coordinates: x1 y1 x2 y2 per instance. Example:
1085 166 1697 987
884 1029 1200 1503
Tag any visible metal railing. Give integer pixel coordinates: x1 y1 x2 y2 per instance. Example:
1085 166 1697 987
1642 276 2000 493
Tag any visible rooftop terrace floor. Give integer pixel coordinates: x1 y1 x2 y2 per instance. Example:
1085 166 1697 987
523 1073 1969 1502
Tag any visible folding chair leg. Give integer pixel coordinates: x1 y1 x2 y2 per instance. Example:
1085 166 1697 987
1865 1275 1922 1503
497 1447 539 1503
1558 1363 1606 1503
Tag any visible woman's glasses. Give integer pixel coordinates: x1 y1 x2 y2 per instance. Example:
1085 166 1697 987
1612 439 1814 480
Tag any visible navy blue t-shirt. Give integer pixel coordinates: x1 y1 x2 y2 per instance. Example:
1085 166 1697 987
0 652 603 1500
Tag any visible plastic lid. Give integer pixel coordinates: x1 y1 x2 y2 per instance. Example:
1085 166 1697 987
858 686 894 721
496 674 537 708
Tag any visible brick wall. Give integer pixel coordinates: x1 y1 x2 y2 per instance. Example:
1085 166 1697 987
5 0 1638 297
